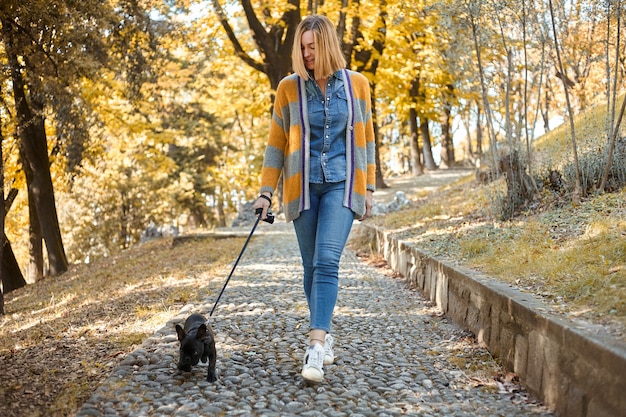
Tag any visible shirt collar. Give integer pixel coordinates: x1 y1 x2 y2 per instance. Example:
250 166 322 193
305 69 344 82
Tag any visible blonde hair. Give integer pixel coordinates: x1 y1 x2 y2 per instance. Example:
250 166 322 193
291 15 347 80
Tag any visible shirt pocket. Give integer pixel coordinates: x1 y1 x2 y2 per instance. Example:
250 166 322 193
335 89 350 119
307 93 325 116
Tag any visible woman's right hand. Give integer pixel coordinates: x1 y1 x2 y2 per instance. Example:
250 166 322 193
253 193 272 221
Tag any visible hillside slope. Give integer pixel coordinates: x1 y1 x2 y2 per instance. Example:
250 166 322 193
366 168 625 342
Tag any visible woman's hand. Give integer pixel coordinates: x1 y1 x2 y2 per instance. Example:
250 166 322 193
359 190 374 221
253 193 272 221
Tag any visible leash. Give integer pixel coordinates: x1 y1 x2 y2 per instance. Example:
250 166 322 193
210 208 274 317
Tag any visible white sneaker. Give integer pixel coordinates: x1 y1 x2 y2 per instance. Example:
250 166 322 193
302 343 324 382
324 334 335 365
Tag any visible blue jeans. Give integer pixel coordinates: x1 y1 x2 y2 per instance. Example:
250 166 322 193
293 182 354 333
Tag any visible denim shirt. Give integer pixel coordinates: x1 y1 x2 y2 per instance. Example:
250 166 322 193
305 70 348 184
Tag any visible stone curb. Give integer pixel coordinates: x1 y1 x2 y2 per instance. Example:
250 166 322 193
357 224 625 417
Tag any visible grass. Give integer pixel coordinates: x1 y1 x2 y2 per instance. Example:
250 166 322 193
366 95 625 336
0 236 247 417
368 173 626 336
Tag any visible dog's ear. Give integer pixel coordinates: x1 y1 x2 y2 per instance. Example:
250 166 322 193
196 323 207 340
175 324 186 341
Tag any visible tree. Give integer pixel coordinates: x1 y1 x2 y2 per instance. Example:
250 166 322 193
0 0 166 271
55 5 263 258
464 0 499 172
1 18 68 277
409 81 424 175
601 0 624 193
0 0 119 277
549 0 583 199
0 183 26 297
210 0 301 91
182 12 274 223
439 83 455 167
1 115 4 313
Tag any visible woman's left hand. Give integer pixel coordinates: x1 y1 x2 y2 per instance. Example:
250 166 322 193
360 190 374 221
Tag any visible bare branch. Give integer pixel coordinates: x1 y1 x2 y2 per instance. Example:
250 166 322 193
210 0 265 73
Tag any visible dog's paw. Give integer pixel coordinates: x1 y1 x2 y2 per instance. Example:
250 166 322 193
207 372 217 383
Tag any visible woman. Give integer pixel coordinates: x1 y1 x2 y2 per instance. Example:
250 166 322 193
253 14 376 383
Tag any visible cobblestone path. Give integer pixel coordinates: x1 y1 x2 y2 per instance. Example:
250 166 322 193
77 222 552 417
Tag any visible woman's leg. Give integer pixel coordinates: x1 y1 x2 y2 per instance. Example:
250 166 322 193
294 182 353 381
293 182 354 336
293 193 319 310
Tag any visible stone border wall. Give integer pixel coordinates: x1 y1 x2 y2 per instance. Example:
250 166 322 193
358 224 625 417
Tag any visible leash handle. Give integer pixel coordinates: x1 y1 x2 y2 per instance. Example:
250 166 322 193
209 208 273 316
259 207 275 224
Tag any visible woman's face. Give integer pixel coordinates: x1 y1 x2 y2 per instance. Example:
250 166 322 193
301 30 316 71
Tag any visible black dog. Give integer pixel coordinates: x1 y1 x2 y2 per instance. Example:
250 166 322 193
175 313 217 382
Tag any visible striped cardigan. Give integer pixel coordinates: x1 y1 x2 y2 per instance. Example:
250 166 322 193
260 69 376 222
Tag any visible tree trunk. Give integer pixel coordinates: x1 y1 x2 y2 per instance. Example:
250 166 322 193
462 109 474 161
476 101 483 157
600 95 626 192
20 145 44 282
1 237 27 293
421 118 437 170
26 187 45 282
548 0 582 199
120 184 131 250
467 3 499 174
499 151 535 219
1 186 25 299
600 0 623 193
1 115 4 314
216 191 227 228
15 93 68 276
409 108 424 176
3 22 68 276
440 97 454 168
408 77 424 175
